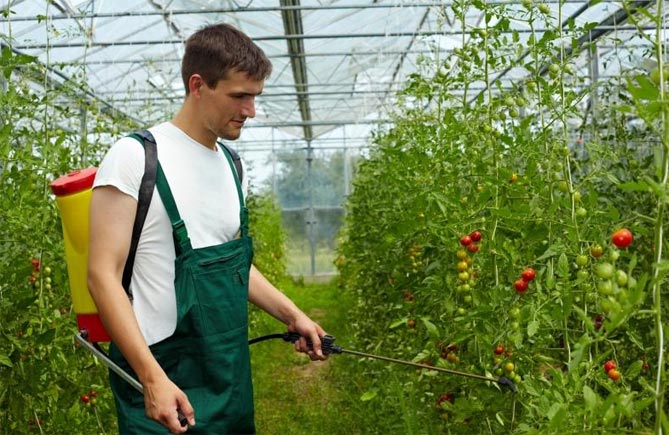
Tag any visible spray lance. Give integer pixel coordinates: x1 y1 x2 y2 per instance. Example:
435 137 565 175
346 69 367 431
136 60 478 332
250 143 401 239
249 332 518 393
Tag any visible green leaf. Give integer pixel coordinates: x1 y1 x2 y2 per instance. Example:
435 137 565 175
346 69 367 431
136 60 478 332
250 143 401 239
583 385 599 412
626 75 659 101
389 317 408 329
420 317 439 339
527 320 539 337
625 359 643 378
556 253 570 277
618 180 651 192
360 390 377 401
0 354 13 368
537 243 564 261
568 336 590 371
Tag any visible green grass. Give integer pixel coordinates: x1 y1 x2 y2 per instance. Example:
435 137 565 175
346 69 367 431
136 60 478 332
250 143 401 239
249 279 451 435
249 278 363 434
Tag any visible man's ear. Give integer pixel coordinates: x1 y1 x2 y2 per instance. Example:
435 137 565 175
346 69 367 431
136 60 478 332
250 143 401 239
188 74 204 96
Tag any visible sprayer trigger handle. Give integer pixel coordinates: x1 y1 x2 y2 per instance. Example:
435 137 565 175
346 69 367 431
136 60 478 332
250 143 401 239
281 332 341 355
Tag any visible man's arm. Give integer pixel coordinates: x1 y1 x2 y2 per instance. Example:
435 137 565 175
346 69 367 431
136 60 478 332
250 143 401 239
87 185 195 433
248 265 327 360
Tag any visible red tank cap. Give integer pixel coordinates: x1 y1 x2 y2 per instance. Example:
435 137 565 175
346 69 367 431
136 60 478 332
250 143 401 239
50 167 98 196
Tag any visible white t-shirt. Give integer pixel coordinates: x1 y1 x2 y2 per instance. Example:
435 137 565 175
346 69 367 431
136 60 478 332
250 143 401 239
93 122 248 345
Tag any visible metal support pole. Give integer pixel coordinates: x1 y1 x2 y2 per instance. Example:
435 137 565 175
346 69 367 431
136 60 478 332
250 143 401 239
306 142 316 276
588 43 600 127
343 126 350 200
79 105 88 165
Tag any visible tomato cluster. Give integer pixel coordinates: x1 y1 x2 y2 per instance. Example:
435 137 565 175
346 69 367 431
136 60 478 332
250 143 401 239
459 230 482 253
455 231 483 315
603 360 621 381
28 258 53 290
80 390 98 407
491 345 521 385
513 267 536 295
407 244 425 274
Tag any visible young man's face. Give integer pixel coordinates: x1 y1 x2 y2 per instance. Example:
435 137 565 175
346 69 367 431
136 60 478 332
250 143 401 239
199 70 264 141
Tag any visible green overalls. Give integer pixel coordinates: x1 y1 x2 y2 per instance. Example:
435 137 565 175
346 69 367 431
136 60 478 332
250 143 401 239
109 145 255 434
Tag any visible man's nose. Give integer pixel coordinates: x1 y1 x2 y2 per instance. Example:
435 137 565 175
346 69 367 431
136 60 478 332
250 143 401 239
241 98 256 118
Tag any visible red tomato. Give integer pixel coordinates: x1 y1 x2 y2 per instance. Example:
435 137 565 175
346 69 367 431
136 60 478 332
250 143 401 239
611 228 633 249
80 394 90 403
521 268 536 281
470 231 482 242
460 235 472 246
467 243 480 253
604 360 617 372
607 369 621 381
514 279 528 293
494 345 504 355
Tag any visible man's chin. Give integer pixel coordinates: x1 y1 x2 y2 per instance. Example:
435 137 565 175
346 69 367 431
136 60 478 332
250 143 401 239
219 130 242 141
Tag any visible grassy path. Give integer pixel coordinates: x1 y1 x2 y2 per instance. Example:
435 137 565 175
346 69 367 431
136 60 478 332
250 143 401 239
249 279 361 434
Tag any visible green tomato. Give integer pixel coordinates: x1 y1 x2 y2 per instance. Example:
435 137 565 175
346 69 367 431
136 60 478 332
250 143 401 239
575 207 587 218
609 250 620 262
575 254 588 267
650 66 669 85
576 269 589 280
597 280 614 296
615 270 628 287
595 262 615 280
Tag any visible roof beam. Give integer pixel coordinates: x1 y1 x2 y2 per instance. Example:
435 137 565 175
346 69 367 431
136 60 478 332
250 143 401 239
3 1 617 22
280 0 312 142
9 26 658 50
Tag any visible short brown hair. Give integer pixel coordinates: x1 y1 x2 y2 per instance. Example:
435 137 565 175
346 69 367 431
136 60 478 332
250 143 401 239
181 23 272 93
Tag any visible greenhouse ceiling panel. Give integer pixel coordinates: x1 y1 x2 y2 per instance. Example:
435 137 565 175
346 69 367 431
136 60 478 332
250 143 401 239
1 0 665 144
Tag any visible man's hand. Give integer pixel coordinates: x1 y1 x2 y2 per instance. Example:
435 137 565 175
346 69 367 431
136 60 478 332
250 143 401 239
289 315 328 361
143 376 195 433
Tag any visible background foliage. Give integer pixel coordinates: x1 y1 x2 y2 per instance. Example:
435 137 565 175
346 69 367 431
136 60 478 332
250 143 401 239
336 1 667 433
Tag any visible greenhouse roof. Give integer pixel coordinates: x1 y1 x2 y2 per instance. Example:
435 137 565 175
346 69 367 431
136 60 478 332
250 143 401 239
0 0 664 149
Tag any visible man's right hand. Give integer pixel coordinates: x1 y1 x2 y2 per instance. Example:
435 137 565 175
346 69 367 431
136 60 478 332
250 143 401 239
143 376 195 433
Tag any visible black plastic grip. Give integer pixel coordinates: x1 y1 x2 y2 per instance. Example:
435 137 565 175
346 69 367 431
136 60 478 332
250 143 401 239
282 332 342 355
178 410 188 427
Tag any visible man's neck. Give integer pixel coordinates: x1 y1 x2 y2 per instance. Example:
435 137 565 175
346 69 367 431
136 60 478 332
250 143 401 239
171 108 217 150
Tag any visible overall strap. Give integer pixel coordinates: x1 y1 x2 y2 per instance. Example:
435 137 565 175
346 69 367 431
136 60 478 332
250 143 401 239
218 142 248 237
122 130 157 300
155 162 193 256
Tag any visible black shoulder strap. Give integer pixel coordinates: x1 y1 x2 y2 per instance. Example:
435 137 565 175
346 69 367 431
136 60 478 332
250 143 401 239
218 142 243 183
122 130 158 300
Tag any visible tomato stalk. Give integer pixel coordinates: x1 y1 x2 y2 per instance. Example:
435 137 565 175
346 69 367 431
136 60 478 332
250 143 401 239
481 0 501 288
651 1 667 432
555 0 573 364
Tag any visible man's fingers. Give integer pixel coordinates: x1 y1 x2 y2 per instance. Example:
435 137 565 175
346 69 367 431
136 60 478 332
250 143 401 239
310 333 323 357
177 395 196 426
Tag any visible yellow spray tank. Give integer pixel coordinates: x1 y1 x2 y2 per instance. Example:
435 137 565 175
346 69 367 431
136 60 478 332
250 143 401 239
51 167 110 342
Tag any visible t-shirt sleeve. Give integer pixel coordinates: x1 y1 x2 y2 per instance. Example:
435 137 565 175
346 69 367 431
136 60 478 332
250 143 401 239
93 136 145 200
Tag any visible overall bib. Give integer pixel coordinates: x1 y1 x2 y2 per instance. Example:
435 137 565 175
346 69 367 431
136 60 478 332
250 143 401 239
109 145 255 434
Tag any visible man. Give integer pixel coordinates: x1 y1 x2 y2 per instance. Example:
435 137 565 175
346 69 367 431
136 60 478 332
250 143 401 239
88 23 327 434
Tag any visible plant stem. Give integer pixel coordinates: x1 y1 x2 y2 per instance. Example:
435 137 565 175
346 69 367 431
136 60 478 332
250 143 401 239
651 0 667 432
